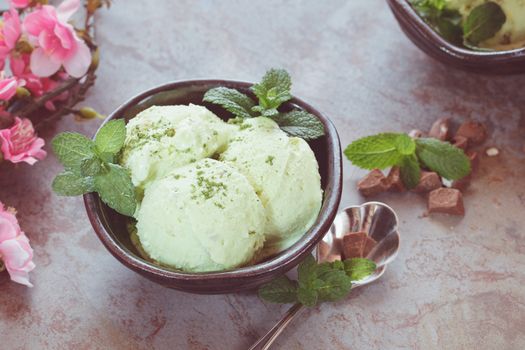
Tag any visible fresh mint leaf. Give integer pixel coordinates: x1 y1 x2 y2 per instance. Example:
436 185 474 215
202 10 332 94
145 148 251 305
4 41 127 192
203 87 257 119
344 133 403 170
258 275 298 304
343 258 377 282
297 254 321 307
400 154 421 189
95 119 126 155
411 0 463 46
52 171 94 196
297 285 319 307
251 68 292 110
272 110 325 141
463 2 506 45
94 163 136 216
52 132 95 172
80 157 103 177
415 138 471 180
298 254 318 286
395 134 416 155
316 268 352 302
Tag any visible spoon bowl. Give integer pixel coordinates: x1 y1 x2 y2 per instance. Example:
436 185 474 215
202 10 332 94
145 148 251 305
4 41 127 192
318 201 400 285
250 202 400 350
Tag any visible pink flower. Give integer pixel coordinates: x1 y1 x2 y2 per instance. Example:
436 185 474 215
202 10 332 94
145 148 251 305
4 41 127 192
23 0 91 78
0 202 35 287
0 76 18 101
0 117 46 164
9 0 30 9
11 54 69 110
0 8 22 61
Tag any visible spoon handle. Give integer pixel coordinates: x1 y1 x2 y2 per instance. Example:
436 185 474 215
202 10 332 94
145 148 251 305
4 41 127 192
248 302 304 350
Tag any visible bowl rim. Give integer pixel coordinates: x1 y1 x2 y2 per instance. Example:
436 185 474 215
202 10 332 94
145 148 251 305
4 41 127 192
83 79 342 282
387 0 525 62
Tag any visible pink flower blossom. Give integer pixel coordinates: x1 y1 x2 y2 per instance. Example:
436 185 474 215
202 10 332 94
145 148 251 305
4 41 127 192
9 0 30 9
0 202 35 287
0 117 46 164
0 76 18 101
23 0 91 78
0 8 22 61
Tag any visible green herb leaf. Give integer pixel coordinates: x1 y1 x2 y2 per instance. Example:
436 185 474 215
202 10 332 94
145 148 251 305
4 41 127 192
415 138 471 180
399 154 421 189
343 258 377 282
272 110 325 141
80 156 103 177
316 268 352 302
251 68 292 110
395 134 416 155
52 132 95 172
203 87 257 119
463 2 506 45
95 119 126 155
258 275 298 304
94 163 136 216
344 133 404 170
52 171 94 196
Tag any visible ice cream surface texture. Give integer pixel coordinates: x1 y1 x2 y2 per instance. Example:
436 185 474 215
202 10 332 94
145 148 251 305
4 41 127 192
121 105 323 272
120 104 232 189
136 159 266 272
221 118 323 253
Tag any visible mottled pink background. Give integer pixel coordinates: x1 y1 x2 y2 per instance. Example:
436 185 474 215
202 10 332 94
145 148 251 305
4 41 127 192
1 1 525 349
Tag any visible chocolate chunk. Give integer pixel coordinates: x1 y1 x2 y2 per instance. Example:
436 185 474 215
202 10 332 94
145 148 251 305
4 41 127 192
452 175 471 191
428 118 451 141
318 241 341 262
386 167 405 192
467 151 479 172
408 129 426 139
452 135 469 150
428 188 465 216
456 120 487 145
357 169 388 197
342 232 377 259
413 171 441 193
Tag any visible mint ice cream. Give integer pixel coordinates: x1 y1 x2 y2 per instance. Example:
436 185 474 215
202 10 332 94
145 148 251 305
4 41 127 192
136 159 266 272
120 104 233 189
221 117 322 254
120 105 323 272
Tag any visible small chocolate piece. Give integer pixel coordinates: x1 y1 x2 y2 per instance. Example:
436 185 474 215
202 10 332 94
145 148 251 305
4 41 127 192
357 169 388 197
456 120 487 145
386 167 405 192
342 232 377 259
428 188 465 216
467 151 479 172
318 241 341 262
452 175 471 191
452 135 469 150
408 129 426 139
428 118 451 141
413 171 441 193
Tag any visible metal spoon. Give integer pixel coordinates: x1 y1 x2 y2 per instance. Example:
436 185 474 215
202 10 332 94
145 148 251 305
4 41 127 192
248 202 400 350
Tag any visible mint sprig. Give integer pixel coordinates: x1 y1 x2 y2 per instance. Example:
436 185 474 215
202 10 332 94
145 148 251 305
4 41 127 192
52 119 137 217
258 254 376 307
203 87 257 119
344 133 471 189
203 68 325 141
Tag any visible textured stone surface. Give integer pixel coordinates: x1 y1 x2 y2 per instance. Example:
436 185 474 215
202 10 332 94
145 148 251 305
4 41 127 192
1 1 525 349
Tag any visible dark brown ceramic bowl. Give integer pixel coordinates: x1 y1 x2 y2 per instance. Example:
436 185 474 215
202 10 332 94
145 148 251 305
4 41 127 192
387 0 525 74
84 80 342 294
